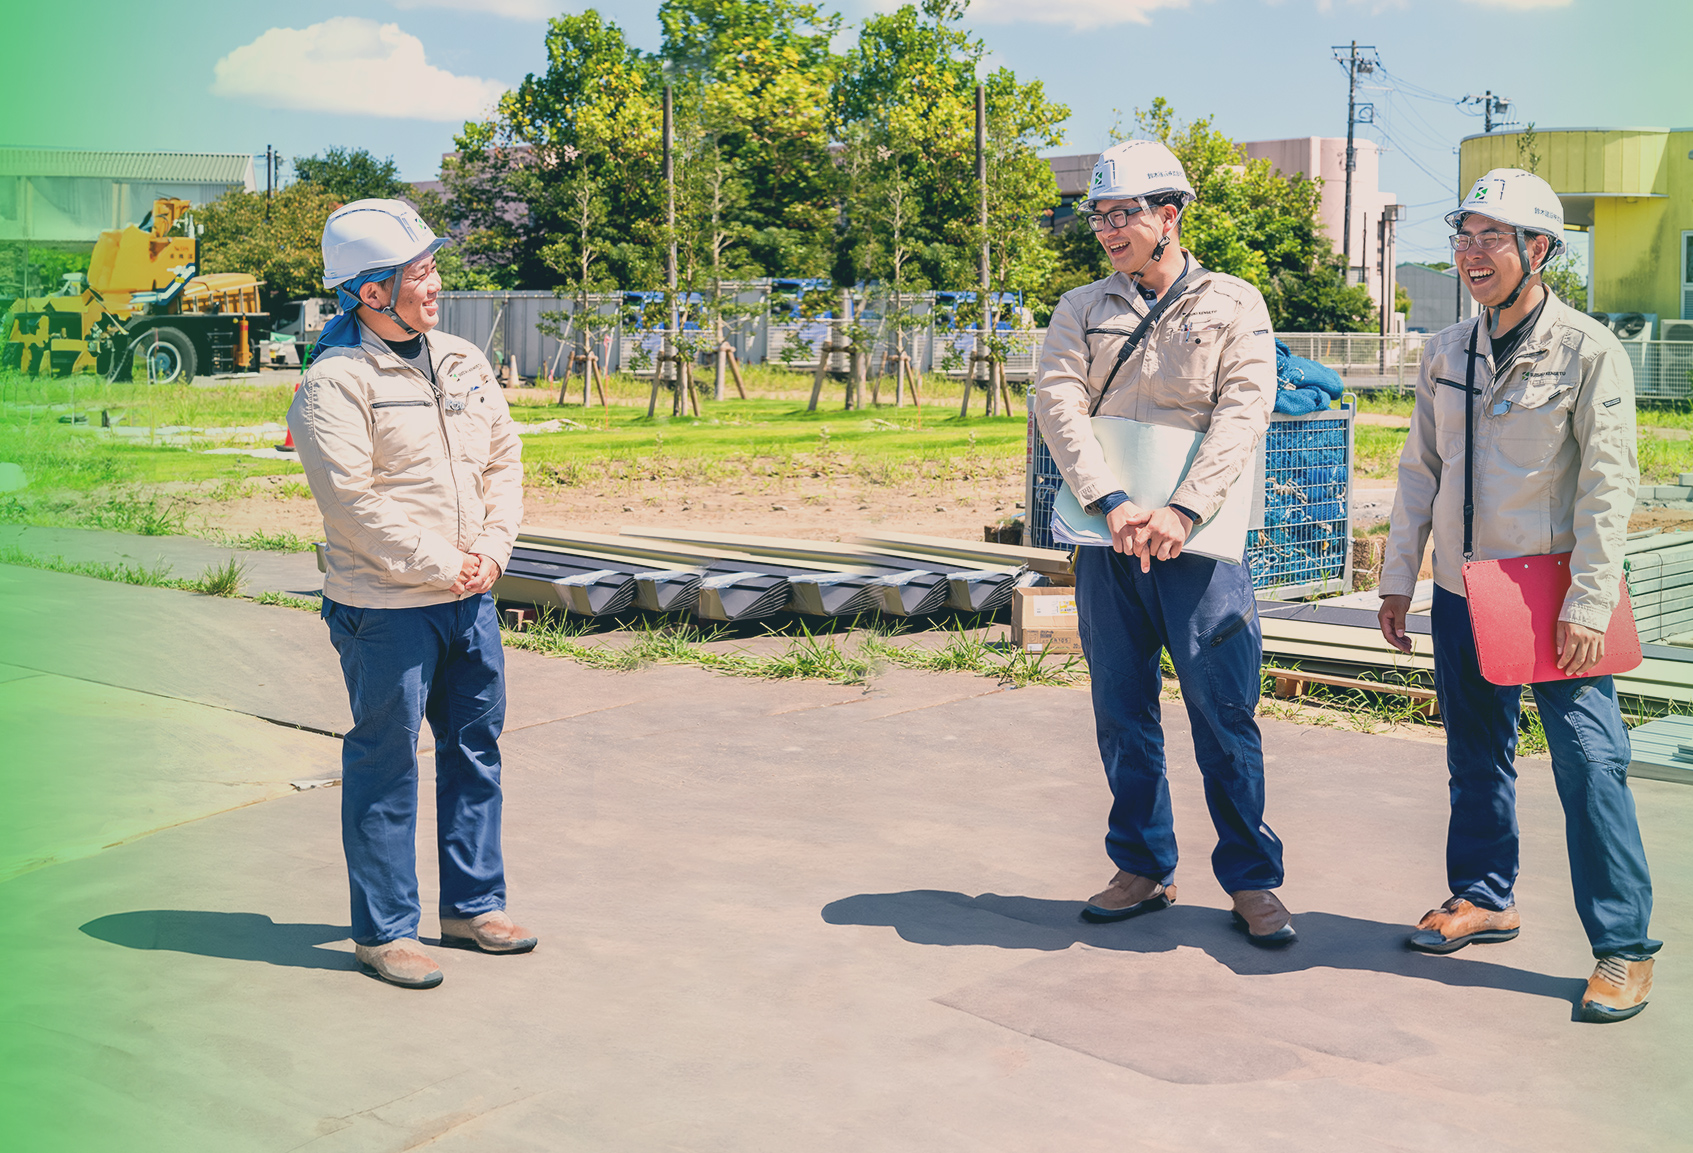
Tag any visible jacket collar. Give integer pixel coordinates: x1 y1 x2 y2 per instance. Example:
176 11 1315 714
1103 251 1208 316
1475 286 1564 368
353 321 464 381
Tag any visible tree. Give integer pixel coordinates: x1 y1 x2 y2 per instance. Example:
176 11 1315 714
197 182 345 304
661 0 841 279
1542 251 1587 308
293 147 412 202
833 0 986 291
448 11 664 289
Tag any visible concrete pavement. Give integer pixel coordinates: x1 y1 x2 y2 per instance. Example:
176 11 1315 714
0 561 1688 1152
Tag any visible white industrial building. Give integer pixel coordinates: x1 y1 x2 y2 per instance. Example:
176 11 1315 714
0 149 257 245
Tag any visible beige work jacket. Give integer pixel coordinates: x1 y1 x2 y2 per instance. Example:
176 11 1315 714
287 325 524 609
1034 258 1276 525
1379 293 1637 630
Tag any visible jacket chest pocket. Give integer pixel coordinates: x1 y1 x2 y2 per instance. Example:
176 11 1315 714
443 390 492 465
1158 324 1222 385
1492 376 1574 468
369 398 439 473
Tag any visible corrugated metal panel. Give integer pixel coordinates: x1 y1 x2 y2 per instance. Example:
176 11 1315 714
0 149 256 187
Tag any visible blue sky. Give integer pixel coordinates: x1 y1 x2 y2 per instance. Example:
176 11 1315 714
8 0 1687 265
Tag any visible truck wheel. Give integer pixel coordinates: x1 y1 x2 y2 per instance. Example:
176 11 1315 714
141 327 196 384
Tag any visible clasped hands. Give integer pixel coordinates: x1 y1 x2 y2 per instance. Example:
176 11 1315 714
451 552 501 596
1105 501 1193 572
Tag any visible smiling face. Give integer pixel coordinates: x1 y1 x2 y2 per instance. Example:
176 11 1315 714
1457 214 1548 308
1092 198 1179 277
360 257 441 334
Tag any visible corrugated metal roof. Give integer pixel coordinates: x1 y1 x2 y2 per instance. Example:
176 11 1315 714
0 149 255 186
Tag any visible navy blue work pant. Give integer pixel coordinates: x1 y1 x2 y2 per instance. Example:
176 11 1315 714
1431 585 1658 960
1074 547 1284 893
323 594 509 947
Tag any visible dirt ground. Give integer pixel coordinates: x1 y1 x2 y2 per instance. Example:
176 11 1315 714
184 471 1030 543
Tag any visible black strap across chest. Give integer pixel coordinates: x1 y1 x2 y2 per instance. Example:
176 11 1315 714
1083 265 1200 417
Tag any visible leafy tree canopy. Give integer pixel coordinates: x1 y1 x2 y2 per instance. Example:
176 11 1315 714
293 147 412 203
197 182 345 305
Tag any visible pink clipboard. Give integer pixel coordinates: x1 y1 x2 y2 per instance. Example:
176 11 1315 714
1461 553 1642 686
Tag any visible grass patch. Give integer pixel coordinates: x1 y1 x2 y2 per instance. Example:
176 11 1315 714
254 590 323 612
1352 425 1410 479
0 546 179 588
187 557 248 597
1639 431 1693 484
503 612 1086 688
223 529 316 552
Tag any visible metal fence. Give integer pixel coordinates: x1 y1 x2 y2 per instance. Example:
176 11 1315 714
1277 332 1693 400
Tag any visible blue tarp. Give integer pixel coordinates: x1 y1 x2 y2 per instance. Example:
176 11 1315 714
1272 339 1344 415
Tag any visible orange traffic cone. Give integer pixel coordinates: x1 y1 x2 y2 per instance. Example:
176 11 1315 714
276 380 301 452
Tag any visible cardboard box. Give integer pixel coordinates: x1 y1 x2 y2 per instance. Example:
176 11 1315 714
1012 586 1083 654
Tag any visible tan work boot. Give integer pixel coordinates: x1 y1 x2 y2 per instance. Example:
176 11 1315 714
1407 896 1521 954
1231 889 1296 946
1080 870 1176 923
1581 956 1653 1023
439 909 538 954
355 938 443 989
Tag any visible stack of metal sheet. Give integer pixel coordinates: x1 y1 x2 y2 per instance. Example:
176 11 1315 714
1625 530 1693 644
494 527 1072 624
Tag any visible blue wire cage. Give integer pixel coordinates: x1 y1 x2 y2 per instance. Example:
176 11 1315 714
1025 403 1355 598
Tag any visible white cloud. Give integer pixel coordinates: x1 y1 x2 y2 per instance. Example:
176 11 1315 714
965 0 1192 28
1458 0 1571 8
211 18 509 122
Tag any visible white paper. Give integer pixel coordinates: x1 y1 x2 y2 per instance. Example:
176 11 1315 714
1052 416 1253 564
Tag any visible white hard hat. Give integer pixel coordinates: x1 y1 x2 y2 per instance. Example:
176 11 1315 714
321 198 446 289
1445 168 1566 267
1082 140 1196 212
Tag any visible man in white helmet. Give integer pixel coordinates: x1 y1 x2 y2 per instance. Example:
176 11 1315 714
287 199 534 989
1035 140 1292 945
1377 169 1656 1021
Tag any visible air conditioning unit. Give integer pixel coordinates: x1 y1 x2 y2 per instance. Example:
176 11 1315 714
1661 319 1693 342
1612 313 1655 341
1589 311 1614 329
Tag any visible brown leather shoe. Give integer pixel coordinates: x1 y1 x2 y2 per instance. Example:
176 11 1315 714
439 910 538 954
1230 889 1296 945
1581 956 1653 1023
355 938 443 989
1080 870 1176 923
1407 896 1521 954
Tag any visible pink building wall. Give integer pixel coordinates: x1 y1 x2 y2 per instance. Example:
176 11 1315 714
1241 137 1399 301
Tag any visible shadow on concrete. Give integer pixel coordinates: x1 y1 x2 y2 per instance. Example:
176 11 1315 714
822 891 1583 1004
80 911 357 971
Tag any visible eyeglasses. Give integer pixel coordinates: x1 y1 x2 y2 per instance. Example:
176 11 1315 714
1449 231 1515 253
1086 205 1145 233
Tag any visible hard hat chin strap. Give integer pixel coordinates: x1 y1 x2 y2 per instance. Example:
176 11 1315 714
364 268 420 337
1488 227 1541 332
1128 199 1181 285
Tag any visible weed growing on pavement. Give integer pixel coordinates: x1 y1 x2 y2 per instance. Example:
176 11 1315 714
0 546 179 588
254 590 322 612
187 557 248 597
224 529 316 552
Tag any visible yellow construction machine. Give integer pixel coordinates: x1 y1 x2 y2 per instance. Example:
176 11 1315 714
3 198 268 382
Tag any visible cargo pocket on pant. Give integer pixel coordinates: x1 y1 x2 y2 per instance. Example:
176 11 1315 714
1201 608 1263 714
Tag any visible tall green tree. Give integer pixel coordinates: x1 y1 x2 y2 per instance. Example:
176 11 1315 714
293 147 412 202
447 11 663 289
197 182 344 304
660 0 841 280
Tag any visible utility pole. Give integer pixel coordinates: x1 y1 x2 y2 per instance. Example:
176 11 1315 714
965 83 989 419
1459 91 1513 134
1377 206 1401 374
265 145 274 221
657 85 678 417
1332 42 1378 283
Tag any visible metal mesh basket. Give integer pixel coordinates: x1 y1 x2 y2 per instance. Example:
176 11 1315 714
1248 412 1352 597
1024 404 1354 597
